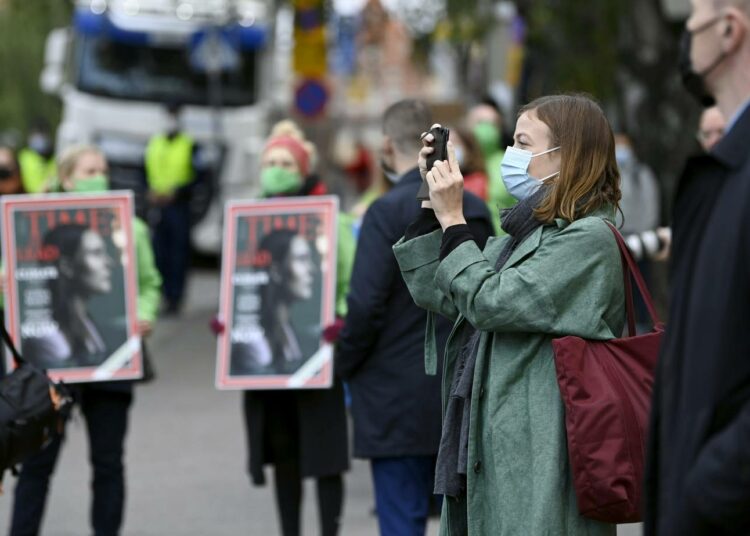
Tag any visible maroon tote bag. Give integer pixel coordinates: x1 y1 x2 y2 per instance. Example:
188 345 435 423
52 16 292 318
552 222 663 524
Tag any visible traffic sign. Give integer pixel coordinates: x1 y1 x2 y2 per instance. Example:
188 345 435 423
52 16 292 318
190 30 240 73
295 79 330 119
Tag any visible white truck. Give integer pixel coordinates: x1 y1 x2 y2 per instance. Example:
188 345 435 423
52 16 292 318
41 0 285 254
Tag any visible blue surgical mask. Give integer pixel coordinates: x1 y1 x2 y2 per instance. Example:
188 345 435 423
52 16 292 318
615 145 634 167
500 146 560 200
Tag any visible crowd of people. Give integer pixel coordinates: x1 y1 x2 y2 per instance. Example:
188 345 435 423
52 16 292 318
2 0 750 535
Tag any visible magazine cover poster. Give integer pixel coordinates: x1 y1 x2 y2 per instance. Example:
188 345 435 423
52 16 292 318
1 193 142 383
216 196 338 390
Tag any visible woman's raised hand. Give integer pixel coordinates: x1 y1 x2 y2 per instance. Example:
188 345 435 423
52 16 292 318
417 123 441 181
427 141 466 230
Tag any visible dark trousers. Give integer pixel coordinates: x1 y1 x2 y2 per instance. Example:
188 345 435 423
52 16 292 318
260 393 344 536
370 456 438 536
153 201 190 307
273 464 344 536
9 389 133 536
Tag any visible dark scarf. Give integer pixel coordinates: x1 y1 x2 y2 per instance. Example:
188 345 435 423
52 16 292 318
433 187 548 499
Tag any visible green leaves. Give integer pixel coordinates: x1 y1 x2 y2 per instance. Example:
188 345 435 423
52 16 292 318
0 0 72 138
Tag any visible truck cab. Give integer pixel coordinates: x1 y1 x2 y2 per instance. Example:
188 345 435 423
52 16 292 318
42 0 279 254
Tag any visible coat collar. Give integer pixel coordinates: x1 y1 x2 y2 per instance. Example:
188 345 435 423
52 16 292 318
394 167 422 188
500 225 544 272
500 204 615 271
712 102 750 171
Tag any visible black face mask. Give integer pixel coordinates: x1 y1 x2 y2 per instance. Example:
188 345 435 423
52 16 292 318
678 17 733 109
0 167 14 181
379 157 400 184
679 31 717 107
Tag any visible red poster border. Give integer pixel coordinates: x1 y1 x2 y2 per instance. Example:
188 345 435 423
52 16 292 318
215 196 338 390
1 192 142 383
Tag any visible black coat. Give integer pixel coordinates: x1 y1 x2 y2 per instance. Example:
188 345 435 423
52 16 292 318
336 168 493 458
243 380 349 486
644 104 750 535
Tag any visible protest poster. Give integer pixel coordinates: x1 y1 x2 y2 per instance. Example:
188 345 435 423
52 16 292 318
216 196 338 390
1 192 142 383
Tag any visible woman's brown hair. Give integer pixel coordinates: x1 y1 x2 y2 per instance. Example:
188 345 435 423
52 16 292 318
520 94 621 223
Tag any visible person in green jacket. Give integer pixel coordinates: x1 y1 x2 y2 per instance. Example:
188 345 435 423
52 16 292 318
7 144 162 536
467 99 516 234
394 95 625 535
234 119 350 536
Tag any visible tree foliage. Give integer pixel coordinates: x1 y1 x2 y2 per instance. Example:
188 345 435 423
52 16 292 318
0 0 73 141
518 0 700 214
521 0 625 101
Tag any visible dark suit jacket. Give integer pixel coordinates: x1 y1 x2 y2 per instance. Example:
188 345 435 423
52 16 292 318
336 168 493 458
644 104 750 535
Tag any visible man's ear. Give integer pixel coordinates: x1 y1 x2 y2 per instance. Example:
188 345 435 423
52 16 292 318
722 9 748 53
382 135 395 158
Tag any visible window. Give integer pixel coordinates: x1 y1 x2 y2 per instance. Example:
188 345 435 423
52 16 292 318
74 34 257 106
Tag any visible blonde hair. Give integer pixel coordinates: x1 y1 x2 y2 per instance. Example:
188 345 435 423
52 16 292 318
57 144 105 183
267 120 318 171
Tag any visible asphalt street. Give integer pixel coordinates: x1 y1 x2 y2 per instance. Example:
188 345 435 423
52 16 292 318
1 270 640 536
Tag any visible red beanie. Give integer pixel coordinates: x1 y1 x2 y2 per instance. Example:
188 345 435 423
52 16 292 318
263 135 310 176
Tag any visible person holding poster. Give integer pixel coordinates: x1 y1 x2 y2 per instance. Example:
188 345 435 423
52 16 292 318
7 145 162 536
238 120 350 536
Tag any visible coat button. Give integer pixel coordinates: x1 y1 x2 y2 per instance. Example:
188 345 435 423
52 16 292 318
473 461 482 474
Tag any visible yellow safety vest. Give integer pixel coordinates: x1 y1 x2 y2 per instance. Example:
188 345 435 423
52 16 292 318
19 149 56 193
144 133 195 195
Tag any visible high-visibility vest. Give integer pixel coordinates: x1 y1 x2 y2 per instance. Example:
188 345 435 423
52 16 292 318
144 133 194 195
19 149 56 193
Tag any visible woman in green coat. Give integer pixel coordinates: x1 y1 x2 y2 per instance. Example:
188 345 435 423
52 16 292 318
393 95 625 535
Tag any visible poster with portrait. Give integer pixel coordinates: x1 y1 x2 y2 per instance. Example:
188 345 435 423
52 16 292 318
216 196 338 390
1 192 142 383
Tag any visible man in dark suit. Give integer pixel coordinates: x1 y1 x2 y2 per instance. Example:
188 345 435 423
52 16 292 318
645 1 750 534
335 99 493 536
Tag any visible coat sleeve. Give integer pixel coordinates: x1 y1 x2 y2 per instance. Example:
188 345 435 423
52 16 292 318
435 218 622 337
335 201 399 379
685 402 750 529
133 218 162 323
392 230 459 321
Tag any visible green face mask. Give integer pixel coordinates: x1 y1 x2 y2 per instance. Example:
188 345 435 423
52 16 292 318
71 174 109 193
260 166 302 197
473 122 501 158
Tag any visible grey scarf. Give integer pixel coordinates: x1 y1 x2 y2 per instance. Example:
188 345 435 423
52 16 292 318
433 187 548 499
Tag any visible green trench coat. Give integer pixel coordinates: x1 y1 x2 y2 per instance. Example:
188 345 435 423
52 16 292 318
393 209 624 536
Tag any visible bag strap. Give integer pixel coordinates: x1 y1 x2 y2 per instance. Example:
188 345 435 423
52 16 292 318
1 324 25 366
605 222 662 336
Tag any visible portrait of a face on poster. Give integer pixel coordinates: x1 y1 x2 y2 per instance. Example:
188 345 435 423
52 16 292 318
1 193 142 383
216 197 338 390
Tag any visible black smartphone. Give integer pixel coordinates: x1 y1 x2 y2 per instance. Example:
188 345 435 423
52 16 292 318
417 126 450 201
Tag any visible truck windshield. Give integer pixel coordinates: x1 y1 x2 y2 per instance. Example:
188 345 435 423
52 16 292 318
74 34 257 106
